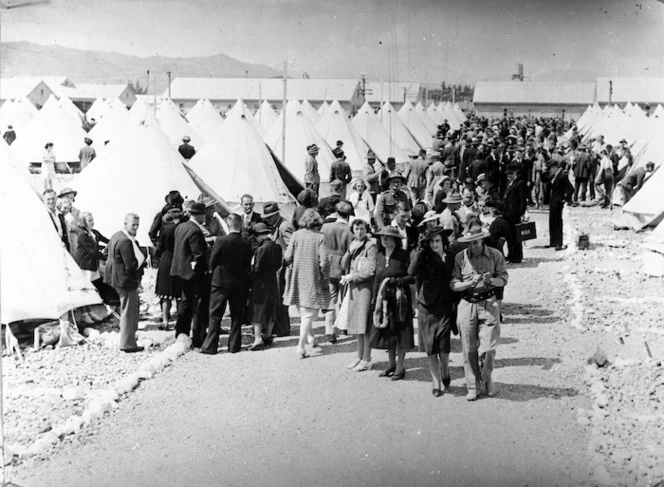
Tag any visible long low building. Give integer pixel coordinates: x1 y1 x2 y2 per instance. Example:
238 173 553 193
474 78 664 119
166 77 363 113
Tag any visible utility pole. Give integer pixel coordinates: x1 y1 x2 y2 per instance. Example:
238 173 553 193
609 80 613 106
167 71 172 99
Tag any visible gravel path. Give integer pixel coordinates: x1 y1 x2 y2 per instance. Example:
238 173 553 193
9 209 622 487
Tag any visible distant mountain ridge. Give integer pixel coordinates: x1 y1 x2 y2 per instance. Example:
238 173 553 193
0 42 282 93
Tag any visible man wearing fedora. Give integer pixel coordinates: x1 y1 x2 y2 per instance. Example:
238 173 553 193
202 214 253 354
262 201 295 337
439 190 463 244
362 149 382 204
451 220 508 400
374 172 411 230
548 160 574 251
178 135 196 160
171 201 209 348
304 144 321 195
503 163 529 264
78 137 96 172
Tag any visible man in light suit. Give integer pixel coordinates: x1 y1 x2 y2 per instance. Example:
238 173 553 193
105 213 146 352
171 202 209 348
405 149 430 203
201 214 253 354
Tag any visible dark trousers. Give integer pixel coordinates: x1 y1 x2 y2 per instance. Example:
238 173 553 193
588 169 596 200
174 276 209 348
203 286 248 353
506 219 523 263
601 177 614 208
273 267 291 337
573 177 588 202
549 201 564 247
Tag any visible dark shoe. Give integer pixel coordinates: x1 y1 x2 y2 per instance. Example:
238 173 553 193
121 346 145 353
390 369 406 381
248 342 264 351
328 335 338 344
341 330 348 336
197 349 217 355
555 245 567 251
263 337 273 347
379 365 396 377
442 376 451 389
432 388 443 397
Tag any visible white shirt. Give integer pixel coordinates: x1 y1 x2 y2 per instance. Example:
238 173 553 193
121 229 145 268
391 220 409 250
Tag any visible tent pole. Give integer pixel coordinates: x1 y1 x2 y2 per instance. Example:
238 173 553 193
0 236 6 484
282 61 287 166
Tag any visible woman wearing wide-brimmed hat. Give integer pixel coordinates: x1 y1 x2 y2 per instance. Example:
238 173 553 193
370 226 415 380
408 226 456 397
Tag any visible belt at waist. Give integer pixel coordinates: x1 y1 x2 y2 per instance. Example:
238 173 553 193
462 289 496 303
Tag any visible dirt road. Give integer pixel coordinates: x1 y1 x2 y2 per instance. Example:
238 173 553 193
14 210 598 487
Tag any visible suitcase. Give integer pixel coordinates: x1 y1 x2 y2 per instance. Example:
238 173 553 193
515 221 537 242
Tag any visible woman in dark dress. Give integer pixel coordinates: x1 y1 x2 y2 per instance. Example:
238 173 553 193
370 226 415 380
408 227 456 397
155 207 183 330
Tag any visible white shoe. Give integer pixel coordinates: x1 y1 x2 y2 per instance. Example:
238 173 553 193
347 358 362 370
354 360 372 372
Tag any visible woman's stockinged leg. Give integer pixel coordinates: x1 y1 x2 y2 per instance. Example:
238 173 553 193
362 333 372 362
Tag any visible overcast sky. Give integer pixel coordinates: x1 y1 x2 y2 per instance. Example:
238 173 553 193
2 0 663 83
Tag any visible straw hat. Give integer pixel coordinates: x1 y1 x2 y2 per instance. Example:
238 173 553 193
457 221 490 243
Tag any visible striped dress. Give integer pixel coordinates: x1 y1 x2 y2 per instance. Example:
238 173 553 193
283 229 333 310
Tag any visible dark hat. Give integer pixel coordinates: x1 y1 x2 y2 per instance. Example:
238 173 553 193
457 220 490 243
374 226 405 240
336 140 344 146
619 139 628 144
182 135 191 142
187 202 206 215
422 226 454 242
84 137 93 144
262 201 281 218
58 187 77 198
252 222 272 235
386 171 406 184
307 144 320 155
386 157 396 165
165 190 184 205
485 199 505 211
442 190 463 204
505 164 520 174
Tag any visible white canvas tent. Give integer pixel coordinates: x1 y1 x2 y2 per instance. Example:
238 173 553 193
87 104 132 149
317 100 370 172
254 100 278 136
11 95 89 163
265 99 335 183
186 98 224 143
71 120 203 246
426 102 445 125
57 95 84 126
414 101 438 133
377 101 421 155
317 101 330 118
0 151 101 324
188 107 297 209
301 99 321 124
352 102 410 164
0 97 37 130
398 101 434 149
618 167 664 230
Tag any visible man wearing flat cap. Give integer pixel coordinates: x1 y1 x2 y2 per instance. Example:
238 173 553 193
178 135 196 160
374 172 411 230
451 219 508 401
171 201 209 348
304 144 321 194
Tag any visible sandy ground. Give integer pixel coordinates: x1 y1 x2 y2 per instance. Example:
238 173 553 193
8 208 612 487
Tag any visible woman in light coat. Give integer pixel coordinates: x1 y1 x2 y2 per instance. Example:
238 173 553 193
283 209 334 359
340 219 377 371
347 178 374 223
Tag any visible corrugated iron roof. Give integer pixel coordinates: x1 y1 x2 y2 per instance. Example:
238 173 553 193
166 77 360 102
474 81 595 105
596 77 664 104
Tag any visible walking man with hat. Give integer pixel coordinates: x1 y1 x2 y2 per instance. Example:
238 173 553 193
171 201 210 348
178 135 196 160
304 144 321 195
451 221 508 400
404 149 430 203
374 172 411 230
362 149 382 203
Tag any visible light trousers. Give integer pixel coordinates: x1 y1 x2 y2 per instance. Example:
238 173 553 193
118 288 139 350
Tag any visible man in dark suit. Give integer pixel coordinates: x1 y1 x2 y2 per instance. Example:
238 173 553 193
105 213 146 352
178 135 196 160
573 145 592 202
329 155 353 198
171 202 209 348
405 149 430 203
503 164 529 263
201 214 253 354
548 160 574 250
43 189 70 252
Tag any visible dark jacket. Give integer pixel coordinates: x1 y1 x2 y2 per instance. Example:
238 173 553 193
170 220 208 280
408 247 455 310
250 238 283 325
573 152 592 179
503 179 528 223
178 143 196 160
105 231 145 290
209 232 253 289
330 160 353 185
72 228 103 272
549 169 574 204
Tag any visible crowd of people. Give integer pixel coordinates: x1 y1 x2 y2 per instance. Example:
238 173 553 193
38 112 657 402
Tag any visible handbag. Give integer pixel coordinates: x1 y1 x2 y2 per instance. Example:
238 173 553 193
334 285 350 331
515 221 537 242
